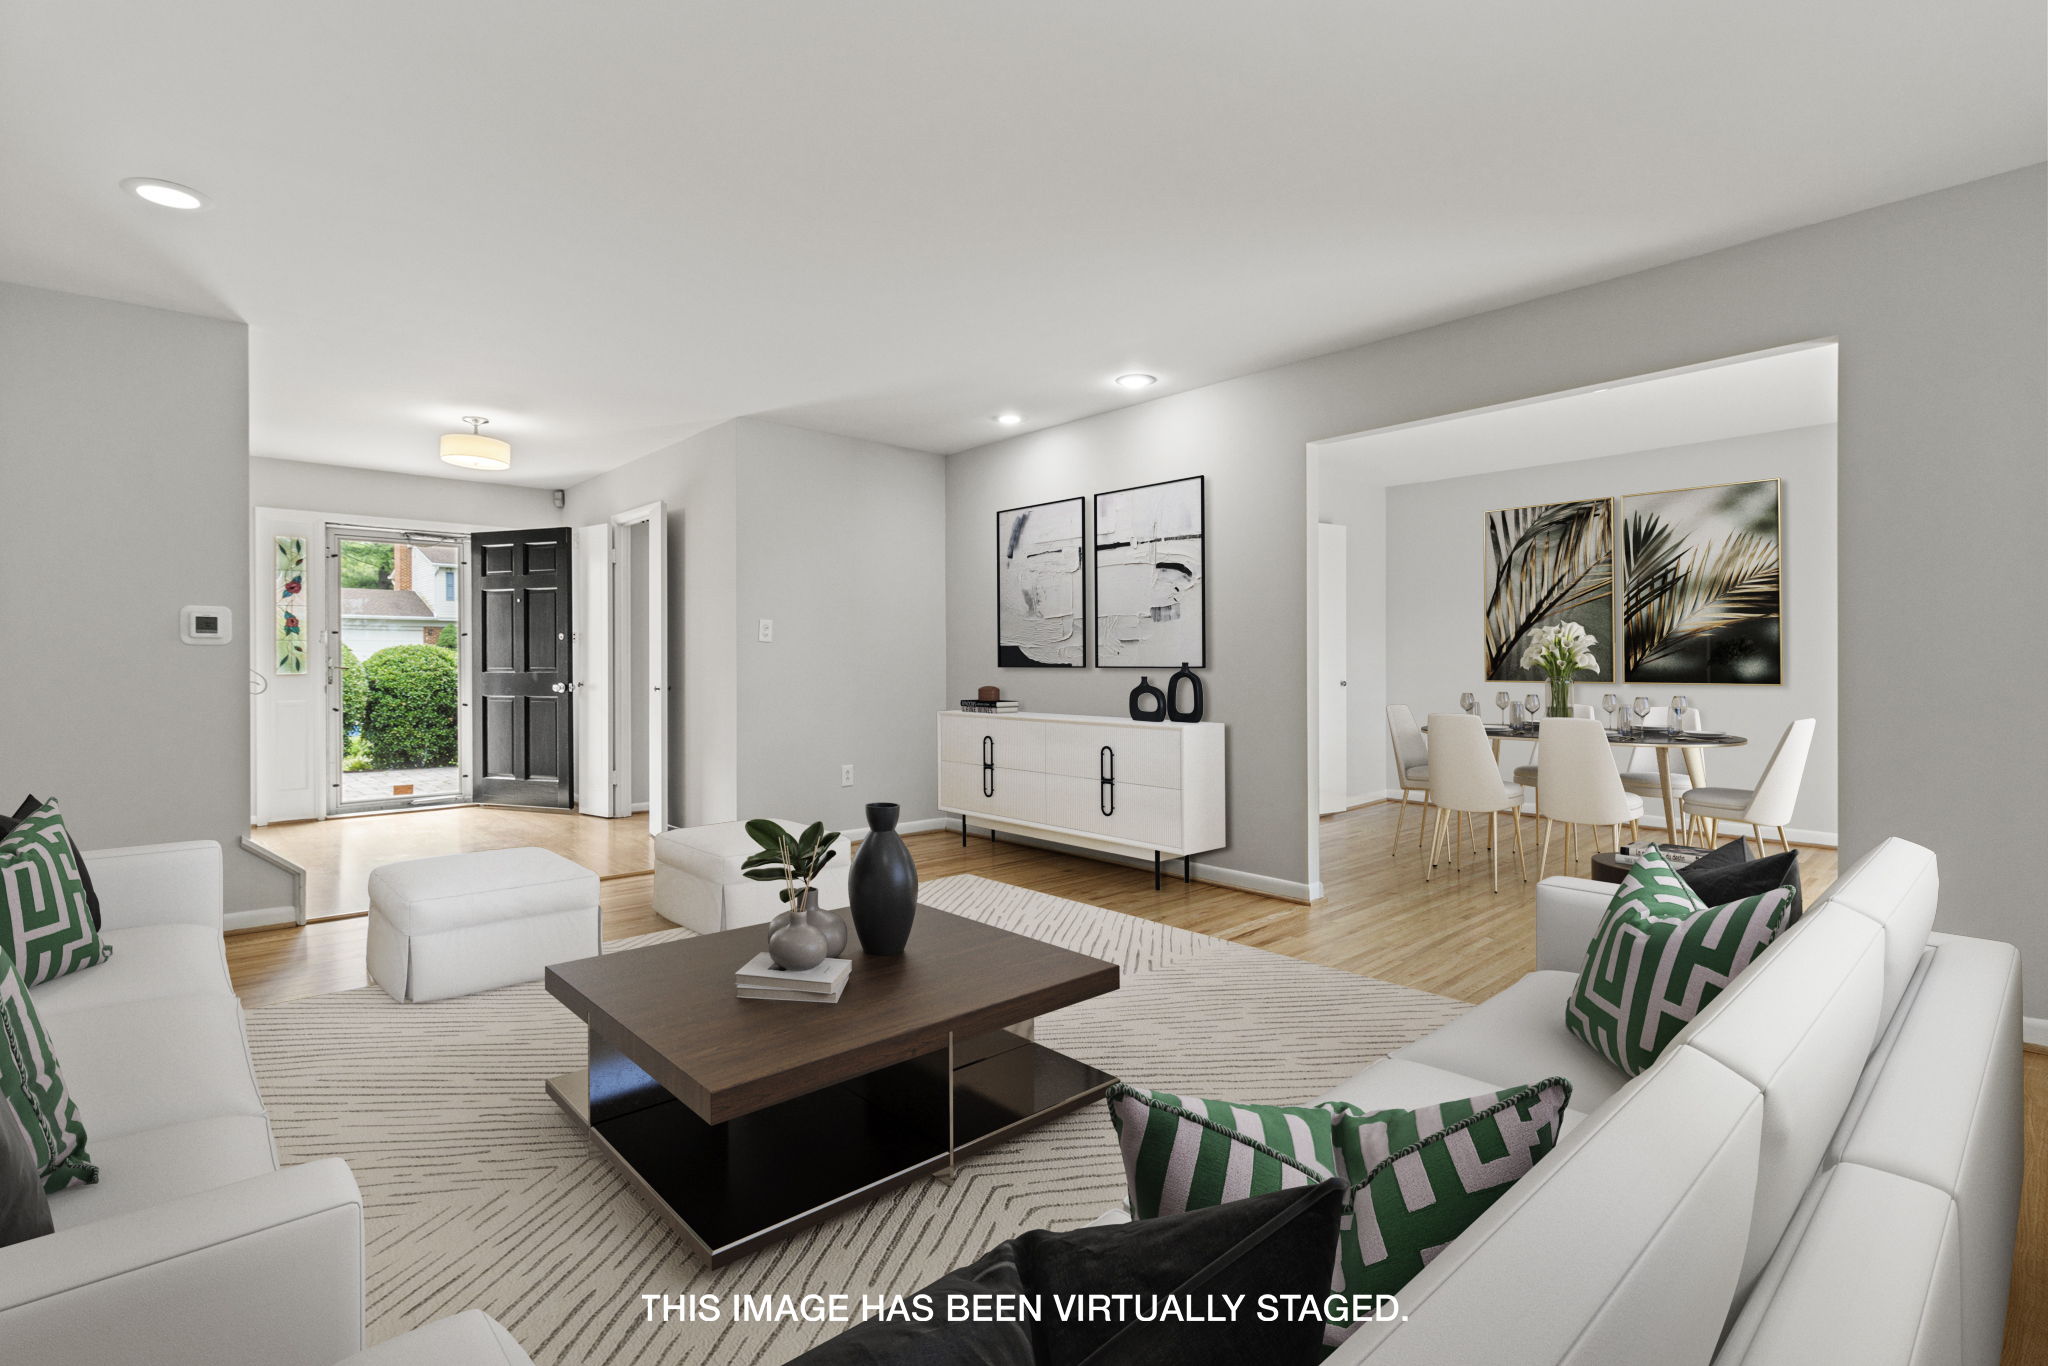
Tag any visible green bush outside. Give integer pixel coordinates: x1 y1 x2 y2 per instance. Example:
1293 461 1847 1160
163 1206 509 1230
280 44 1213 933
361 644 458 768
340 644 368 738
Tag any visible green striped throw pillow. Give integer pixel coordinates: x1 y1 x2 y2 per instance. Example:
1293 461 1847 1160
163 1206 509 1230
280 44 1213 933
0 945 96 1193
1106 1083 1340 1219
1566 843 1794 1076
0 799 111 986
1318 1077 1571 1345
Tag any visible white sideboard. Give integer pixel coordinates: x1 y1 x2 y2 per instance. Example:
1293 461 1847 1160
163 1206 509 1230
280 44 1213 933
936 710 1226 887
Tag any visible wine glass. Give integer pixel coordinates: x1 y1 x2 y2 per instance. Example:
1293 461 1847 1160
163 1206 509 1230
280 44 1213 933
1602 693 1620 732
1633 696 1653 734
1670 695 1690 732
1495 691 1511 727
1460 692 1477 718
1524 693 1541 730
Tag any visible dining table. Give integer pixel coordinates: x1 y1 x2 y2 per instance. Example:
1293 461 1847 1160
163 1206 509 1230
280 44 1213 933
1477 722 1749 840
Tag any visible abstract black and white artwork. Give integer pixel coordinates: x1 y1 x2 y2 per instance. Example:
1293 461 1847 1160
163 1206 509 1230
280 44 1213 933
1483 498 1615 681
1622 478 1782 684
995 497 1085 667
1094 475 1205 668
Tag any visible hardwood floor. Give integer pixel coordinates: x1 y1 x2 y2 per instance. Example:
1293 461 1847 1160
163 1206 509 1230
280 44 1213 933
247 806 656 921
221 802 2042 1365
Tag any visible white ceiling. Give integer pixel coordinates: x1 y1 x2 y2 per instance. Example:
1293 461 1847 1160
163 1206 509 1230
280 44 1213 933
0 4 2039 487
1320 343 1839 486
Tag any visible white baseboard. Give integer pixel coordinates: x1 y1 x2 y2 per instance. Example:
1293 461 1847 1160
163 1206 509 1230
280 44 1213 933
2024 1017 2048 1049
897 816 952 835
225 905 297 932
630 802 649 814
1331 796 1836 848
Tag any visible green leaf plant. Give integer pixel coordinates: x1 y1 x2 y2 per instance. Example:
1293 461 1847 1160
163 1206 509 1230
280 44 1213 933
739 819 840 907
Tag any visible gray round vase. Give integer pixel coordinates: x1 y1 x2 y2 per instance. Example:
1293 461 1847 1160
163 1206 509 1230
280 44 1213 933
766 902 829 972
848 802 918 955
775 889 848 958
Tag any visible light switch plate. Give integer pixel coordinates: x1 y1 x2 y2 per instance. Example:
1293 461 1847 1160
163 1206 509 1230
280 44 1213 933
758 619 774 642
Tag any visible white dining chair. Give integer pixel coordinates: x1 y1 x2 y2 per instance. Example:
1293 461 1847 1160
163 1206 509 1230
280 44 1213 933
1618 706 1705 834
1510 703 1597 813
1532 716 1644 878
1385 705 1432 855
1679 718 1816 855
1423 713 1527 892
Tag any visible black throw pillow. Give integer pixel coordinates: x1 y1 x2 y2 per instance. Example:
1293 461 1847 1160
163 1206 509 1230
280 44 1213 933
0 1110 54 1247
1 795 101 930
1681 842 1804 925
791 1179 1345 1366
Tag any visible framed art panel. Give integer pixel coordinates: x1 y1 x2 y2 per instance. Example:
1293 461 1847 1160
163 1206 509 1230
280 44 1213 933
275 535 308 674
1094 475 1205 668
996 496 1086 667
1621 478 1782 685
1483 498 1615 682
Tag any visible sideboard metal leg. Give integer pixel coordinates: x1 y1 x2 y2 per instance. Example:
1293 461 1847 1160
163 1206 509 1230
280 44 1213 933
1154 850 1162 890
1184 856 1193 885
960 814 967 846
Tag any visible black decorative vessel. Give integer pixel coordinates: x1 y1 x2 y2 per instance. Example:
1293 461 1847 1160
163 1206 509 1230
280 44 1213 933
848 802 918 955
1166 662 1204 722
1128 676 1167 721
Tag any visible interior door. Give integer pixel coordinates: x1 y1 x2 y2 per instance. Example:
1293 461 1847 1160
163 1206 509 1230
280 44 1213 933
471 526 575 807
1318 523 1349 814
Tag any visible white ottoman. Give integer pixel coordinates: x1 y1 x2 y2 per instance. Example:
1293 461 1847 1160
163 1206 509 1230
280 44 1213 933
366 847 601 1003
652 820 850 934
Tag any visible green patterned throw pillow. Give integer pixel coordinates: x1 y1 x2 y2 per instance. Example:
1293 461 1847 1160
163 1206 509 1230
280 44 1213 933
1319 1077 1571 1345
1106 1083 1339 1218
0 799 111 985
0 946 96 1192
1566 844 1794 1076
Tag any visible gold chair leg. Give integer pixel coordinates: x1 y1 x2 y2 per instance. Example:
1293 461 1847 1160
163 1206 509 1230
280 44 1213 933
1631 819 1642 845
1391 790 1408 855
1425 808 1446 879
1513 809 1529 881
1539 818 1554 880
1490 812 1500 894
1420 797 1431 848
1566 823 1577 869
1779 826 1791 855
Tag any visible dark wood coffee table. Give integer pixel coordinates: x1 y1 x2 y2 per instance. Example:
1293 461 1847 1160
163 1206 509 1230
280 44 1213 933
544 906 1119 1264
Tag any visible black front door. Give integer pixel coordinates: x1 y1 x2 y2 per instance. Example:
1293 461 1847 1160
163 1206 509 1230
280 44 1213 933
471 526 574 807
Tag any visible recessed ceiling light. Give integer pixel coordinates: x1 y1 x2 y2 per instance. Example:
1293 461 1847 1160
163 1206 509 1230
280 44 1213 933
121 177 209 211
995 413 1023 426
1114 373 1158 389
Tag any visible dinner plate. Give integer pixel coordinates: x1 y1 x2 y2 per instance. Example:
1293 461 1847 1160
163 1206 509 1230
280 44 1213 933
1678 731 1730 740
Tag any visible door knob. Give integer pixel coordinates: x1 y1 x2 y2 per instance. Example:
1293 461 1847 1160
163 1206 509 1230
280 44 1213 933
551 682 567 693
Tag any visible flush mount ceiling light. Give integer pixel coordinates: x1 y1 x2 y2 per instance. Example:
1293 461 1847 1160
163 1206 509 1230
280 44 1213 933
995 412 1023 426
440 416 512 470
120 177 208 210
1114 373 1158 390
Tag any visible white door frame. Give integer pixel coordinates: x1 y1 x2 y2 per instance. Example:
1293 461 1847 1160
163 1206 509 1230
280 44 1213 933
573 504 669 832
1317 523 1349 815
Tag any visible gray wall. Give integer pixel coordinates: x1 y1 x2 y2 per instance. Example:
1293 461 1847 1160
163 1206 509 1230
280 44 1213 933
250 456 560 527
946 166 2046 1008
1360 425 1839 834
563 417 947 836
0 281 293 912
733 420 948 833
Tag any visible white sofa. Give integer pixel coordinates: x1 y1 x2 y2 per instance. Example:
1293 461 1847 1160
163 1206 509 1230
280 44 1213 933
1089 836 2021 1366
0 841 367 1366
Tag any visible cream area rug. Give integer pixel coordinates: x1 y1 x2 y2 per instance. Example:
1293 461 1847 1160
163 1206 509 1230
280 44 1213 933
245 875 1466 1364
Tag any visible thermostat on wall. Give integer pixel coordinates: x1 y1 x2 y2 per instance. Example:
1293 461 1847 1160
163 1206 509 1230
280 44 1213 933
181 606 233 645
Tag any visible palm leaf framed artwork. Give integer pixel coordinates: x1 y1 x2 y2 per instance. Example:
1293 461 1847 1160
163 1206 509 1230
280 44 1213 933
1483 498 1616 682
1621 479 1782 684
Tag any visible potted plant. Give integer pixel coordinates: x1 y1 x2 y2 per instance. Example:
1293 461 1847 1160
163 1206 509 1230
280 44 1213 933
741 820 845 969
1521 622 1600 717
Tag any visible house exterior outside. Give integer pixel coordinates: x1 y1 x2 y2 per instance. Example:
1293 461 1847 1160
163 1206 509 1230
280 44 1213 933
340 544 459 660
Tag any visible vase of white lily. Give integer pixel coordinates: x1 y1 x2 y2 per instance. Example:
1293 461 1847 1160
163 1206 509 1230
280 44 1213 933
1521 622 1600 717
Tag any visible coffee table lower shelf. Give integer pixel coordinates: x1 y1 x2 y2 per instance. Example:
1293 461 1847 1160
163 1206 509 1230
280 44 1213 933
547 1027 1114 1265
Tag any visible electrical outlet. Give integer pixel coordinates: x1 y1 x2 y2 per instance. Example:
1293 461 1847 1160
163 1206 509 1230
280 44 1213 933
758 618 774 642
841 764 854 787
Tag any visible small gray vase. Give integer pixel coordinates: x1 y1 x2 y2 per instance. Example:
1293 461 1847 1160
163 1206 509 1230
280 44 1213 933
774 889 847 957
766 902 828 972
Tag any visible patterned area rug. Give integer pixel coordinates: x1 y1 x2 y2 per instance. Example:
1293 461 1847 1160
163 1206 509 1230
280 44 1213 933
245 875 1466 1364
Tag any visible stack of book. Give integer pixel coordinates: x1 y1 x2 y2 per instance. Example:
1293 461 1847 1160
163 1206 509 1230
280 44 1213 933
1613 843 1712 869
734 952 851 1004
959 698 1021 713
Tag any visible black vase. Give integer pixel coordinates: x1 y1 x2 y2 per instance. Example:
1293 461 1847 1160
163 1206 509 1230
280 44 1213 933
1128 676 1167 722
848 802 918 955
1167 662 1204 722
